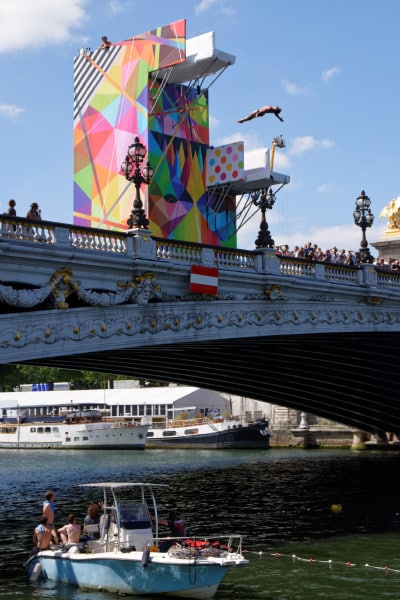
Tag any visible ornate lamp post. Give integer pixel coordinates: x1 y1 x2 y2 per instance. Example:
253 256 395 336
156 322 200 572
353 190 374 263
121 136 154 229
252 188 276 248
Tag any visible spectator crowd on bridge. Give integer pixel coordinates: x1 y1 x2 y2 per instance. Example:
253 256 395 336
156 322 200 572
275 242 400 272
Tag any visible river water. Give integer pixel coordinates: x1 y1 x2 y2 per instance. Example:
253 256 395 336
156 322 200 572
2 448 400 599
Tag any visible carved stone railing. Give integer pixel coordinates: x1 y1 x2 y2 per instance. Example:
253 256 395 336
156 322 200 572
322 263 359 284
376 269 400 289
213 248 257 269
154 238 202 262
0 216 55 244
2 214 400 292
153 238 258 270
279 256 316 278
278 256 361 284
69 227 127 253
0 216 128 253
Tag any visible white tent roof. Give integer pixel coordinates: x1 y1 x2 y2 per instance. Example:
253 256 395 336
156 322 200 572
0 386 224 410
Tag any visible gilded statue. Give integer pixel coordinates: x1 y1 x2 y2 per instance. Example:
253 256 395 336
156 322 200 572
378 196 400 232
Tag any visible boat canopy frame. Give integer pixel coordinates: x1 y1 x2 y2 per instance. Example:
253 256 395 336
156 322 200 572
79 482 168 543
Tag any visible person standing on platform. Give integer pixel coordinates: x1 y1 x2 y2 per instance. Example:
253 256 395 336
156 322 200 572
4 199 16 216
43 490 57 538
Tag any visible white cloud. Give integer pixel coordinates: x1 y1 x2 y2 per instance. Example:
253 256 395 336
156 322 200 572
281 79 309 95
215 131 262 150
273 152 291 171
0 104 24 118
208 115 219 130
316 183 334 194
0 0 88 53
195 0 234 15
108 0 129 15
289 135 334 155
322 67 340 82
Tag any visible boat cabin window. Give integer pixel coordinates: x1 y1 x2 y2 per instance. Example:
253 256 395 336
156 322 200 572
146 431 154 437
184 428 199 435
146 406 152 416
30 427 36 433
162 430 176 437
37 427 44 433
131 405 137 416
138 405 144 416
160 405 166 416
2 426 16 433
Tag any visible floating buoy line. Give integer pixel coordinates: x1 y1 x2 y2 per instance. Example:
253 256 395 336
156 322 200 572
248 551 400 574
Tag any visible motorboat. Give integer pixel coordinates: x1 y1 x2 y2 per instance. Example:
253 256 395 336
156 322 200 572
26 482 248 598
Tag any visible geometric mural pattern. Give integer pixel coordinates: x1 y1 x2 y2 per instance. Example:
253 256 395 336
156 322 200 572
73 20 186 230
73 19 236 246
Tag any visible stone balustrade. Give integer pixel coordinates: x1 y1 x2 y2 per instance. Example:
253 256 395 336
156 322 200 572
1 214 400 292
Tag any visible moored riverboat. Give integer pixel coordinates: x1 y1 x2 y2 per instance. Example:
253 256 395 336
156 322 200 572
146 416 270 449
0 386 269 450
0 409 148 449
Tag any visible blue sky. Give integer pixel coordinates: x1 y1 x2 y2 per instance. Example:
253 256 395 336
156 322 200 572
0 0 398 252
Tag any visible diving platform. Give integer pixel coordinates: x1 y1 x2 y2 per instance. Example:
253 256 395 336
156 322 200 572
151 31 236 86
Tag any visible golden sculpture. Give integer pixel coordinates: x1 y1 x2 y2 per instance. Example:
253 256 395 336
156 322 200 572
379 196 400 232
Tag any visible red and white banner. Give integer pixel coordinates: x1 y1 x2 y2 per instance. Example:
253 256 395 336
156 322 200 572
190 265 219 295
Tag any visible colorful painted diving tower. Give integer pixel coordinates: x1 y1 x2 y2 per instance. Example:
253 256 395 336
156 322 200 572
73 19 289 247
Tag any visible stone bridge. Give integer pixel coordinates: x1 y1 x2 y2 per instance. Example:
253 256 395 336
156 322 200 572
1 214 400 434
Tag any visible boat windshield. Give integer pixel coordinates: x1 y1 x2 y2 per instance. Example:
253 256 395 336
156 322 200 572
118 503 151 529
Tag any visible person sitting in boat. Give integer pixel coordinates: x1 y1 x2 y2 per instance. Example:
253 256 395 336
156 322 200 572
33 516 58 550
150 510 186 551
58 514 81 545
43 490 56 530
83 502 100 539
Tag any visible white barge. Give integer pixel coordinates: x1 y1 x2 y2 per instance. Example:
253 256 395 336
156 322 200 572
0 417 148 449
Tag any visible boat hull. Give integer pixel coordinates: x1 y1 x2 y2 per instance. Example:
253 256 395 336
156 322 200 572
30 551 230 599
147 421 270 449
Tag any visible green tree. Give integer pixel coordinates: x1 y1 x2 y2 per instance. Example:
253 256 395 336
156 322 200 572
0 364 169 391
0 364 20 391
